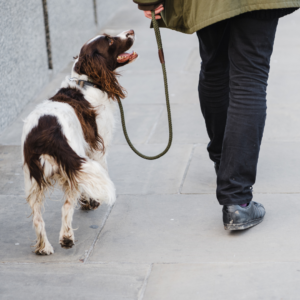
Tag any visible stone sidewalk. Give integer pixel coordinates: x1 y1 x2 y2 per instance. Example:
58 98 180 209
1 3 300 300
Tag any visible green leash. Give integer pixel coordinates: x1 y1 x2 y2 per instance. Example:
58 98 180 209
117 10 173 160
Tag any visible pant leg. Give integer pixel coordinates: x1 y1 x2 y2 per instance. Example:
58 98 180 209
196 20 230 164
217 16 278 205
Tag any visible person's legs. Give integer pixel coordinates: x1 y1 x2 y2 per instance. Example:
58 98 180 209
217 16 279 206
196 20 230 165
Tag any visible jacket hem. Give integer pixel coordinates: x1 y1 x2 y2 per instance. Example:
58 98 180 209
133 0 164 11
168 2 300 34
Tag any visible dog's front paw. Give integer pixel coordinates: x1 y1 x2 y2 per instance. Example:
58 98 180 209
89 199 100 210
80 197 91 210
80 197 100 210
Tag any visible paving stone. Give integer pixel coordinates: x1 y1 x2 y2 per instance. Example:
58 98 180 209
264 105 300 141
0 193 109 263
108 144 193 195
118 71 172 106
143 262 300 300
148 104 207 144
184 47 201 73
275 9 300 40
125 45 196 74
271 46 300 72
181 144 216 194
267 69 300 107
89 193 300 263
119 71 199 107
0 146 24 195
181 142 300 194
255 141 300 193
0 263 149 300
270 10 300 73
113 104 163 145
168 73 200 105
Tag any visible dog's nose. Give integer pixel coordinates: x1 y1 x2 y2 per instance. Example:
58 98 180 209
126 29 135 38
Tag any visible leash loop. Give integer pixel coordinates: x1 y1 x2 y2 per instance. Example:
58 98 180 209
117 10 173 160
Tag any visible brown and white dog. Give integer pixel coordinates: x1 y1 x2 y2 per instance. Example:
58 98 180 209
21 30 138 255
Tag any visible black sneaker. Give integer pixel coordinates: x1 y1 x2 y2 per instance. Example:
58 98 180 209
223 201 265 230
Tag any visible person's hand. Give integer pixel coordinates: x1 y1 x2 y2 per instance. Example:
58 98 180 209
143 4 164 20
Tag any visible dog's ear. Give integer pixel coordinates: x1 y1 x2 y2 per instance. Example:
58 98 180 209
74 53 126 100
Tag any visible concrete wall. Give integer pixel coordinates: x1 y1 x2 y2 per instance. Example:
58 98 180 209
0 0 126 131
47 0 97 74
96 0 124 29
0 0 49 131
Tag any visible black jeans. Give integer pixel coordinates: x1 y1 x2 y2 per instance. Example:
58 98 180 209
197 15 278 205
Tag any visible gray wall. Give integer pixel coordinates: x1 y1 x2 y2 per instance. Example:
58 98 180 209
47 0 97 74
0 0 126 131
97 0 124 29
0 0 48 131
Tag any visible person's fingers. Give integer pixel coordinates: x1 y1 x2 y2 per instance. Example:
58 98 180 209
155 6 164 13
144 12 152 19
144 5 164 19
145 5 164 15
144 13 161 20
144 8 163 17
154 8 164 15
144 12 160 20
144 11 160 17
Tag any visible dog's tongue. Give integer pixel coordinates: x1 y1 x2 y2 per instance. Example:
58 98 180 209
117 51 138 63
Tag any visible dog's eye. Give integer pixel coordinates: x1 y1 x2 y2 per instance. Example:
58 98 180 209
104 35 114 46
108 38 114 46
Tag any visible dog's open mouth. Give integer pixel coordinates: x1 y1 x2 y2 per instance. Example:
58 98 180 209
117 51 138 63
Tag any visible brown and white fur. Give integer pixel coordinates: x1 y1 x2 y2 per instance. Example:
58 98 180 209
21 30 138 255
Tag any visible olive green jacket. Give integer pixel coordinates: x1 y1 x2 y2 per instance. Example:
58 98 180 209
134 0 300 34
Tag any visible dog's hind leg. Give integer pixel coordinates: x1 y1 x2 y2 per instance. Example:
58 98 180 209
59 188 79 249
24 165 54 255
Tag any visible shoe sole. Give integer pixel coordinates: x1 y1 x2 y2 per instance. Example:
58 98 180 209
224 217 264 231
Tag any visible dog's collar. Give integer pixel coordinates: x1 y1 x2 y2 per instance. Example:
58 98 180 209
69 78 101 90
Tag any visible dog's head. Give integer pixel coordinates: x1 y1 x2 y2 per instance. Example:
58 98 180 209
74 30 138 100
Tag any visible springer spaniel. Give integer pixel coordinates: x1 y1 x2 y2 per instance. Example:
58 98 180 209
22 30 138 255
